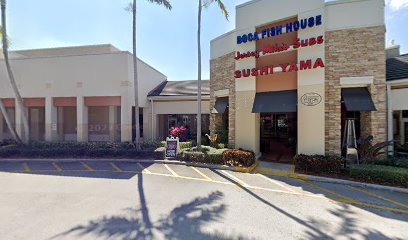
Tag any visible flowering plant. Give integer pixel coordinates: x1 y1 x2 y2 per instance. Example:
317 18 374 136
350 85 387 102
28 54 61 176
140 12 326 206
170 126 187 141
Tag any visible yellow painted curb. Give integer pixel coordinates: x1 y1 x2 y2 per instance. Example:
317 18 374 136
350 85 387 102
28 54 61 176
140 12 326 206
255 167 310 180
234 160 260 173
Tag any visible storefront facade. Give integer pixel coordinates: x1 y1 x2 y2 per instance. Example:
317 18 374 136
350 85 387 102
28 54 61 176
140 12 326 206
0 44 167 143
210 0 387 158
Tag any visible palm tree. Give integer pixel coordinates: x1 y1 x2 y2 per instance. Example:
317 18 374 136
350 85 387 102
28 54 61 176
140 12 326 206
1 0 29 143
126 0 171 147
0 26 20 143
196 0 228 150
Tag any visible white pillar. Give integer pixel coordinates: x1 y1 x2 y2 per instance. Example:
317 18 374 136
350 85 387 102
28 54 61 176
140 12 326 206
150 99 155 140
121 96 132 142
0 111 3 141
57 107 64 141
77 96 88 142
45 97 58 141
400 111 405 145
109 106 118 142
387 84 394 155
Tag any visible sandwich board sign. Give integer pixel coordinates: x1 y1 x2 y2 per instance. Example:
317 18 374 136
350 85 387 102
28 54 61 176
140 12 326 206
165 137 179 159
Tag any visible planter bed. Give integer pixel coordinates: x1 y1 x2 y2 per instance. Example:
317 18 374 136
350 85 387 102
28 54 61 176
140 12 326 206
0 142 162 159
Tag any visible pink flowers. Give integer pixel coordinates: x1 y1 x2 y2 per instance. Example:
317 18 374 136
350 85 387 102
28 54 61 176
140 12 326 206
170 126 187 141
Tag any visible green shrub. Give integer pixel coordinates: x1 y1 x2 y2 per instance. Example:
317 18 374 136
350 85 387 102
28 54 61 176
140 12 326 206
160 141 192 150
215 127 228 145
375 157 408 169
223 149 255 167
294 154 344 174
206 148 225 164
350 164 408 187
0 139 18 147
179 141 192 149
182 150 205 162
139 140 162 150
154 147 166 159
160 141 166 147
0 141 157 158
217 143 225 149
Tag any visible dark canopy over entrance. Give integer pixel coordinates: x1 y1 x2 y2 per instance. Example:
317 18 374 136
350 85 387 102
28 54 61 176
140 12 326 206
341 88 376 112
252 90 297 113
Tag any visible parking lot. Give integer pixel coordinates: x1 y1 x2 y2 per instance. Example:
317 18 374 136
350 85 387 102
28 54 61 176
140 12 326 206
0 160 407 239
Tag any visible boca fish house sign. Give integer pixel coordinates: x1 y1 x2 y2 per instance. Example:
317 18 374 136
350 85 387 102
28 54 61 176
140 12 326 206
234 15 325 79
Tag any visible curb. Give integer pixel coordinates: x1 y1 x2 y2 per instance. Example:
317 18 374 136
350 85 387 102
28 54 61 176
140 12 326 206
0 158 259 174
307 175 408 194
255 167 408 194
1 158 405 193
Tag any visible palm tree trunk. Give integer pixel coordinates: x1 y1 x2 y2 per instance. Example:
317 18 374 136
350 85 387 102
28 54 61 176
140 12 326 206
132 0 140 147
197 0 202 150
0 100 21 143
1 0 29 143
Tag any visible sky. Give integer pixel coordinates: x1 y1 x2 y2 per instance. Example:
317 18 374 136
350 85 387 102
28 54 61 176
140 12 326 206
6 0 408 81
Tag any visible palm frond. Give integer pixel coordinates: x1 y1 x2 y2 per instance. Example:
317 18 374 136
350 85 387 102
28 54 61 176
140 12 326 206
203 0 229 20
125 2 133 12
146 0 172 10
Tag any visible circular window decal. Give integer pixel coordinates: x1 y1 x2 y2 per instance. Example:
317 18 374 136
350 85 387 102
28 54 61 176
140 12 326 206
300 93 322 106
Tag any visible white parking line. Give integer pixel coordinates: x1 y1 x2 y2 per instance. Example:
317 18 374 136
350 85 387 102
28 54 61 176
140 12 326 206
221 170 250 187
257 173 297 193
164 164 179 177
191 167 212 181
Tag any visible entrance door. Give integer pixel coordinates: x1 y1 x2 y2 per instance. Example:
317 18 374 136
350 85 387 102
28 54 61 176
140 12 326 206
260 113 297 163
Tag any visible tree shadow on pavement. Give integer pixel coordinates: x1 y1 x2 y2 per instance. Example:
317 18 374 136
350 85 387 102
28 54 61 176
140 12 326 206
268 175 408 222
305 204 405 240
211 169 404 240
48 172 252 240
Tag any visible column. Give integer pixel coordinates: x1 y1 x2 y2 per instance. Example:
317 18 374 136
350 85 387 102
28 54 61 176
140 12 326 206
45 97 58 141
400 111 405 145
0 111 3 141
234 26 260 156
386 84 394 155
150 99 155 140
57 107 64 141
142 107 150 140
77 96 88 142
121 95 132 142
109 106 118 142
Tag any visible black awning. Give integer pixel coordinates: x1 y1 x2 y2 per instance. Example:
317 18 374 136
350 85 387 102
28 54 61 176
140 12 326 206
252 90 297 113
214 97 229 114
341 88 376 112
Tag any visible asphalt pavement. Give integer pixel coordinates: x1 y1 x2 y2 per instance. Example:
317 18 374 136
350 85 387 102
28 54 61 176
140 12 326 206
0 160 407 240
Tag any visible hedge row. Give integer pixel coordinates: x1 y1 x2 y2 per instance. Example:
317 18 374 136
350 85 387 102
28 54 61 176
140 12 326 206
160 141 192 150
350 164 408 187
374 157 408 169
294 154 344 174
0 142 161 159
223 149 255 167
157 145 255 167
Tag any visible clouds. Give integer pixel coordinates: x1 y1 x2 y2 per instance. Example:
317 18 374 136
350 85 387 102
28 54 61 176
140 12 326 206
385 0 408 11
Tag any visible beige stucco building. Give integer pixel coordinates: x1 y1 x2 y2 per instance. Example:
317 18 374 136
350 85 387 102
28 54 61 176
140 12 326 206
0 0 407 160
0 44 210 143
210 0 390 160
